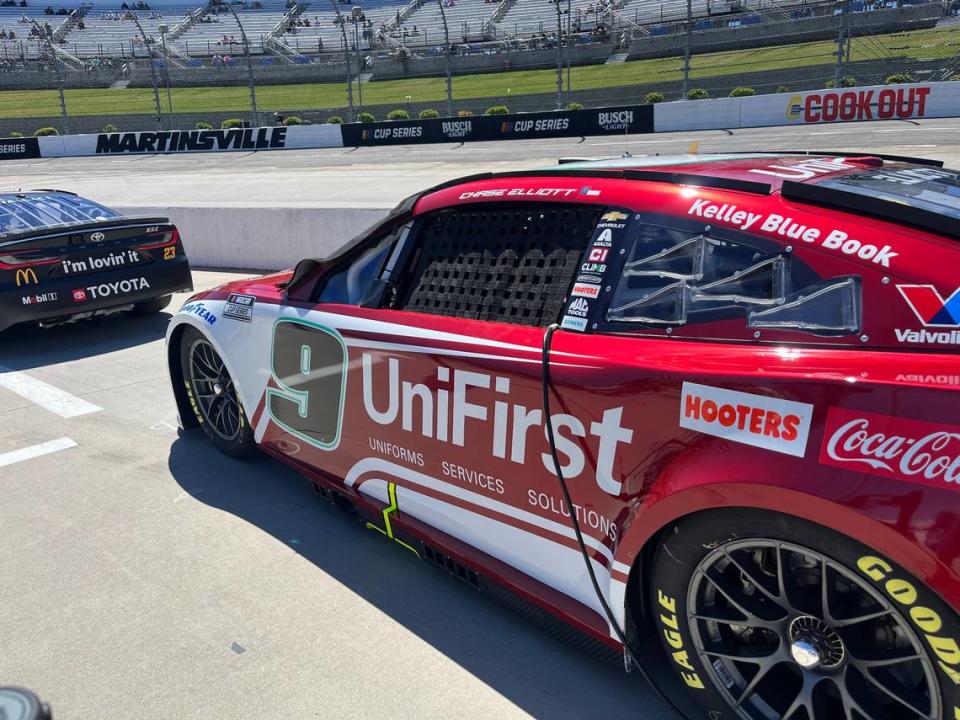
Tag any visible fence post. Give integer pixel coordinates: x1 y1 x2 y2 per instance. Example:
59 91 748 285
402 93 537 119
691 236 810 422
437 0 454 117
225 4 259 127
834 0 848 86
130 14 164 129
553 0 563 109
31 20 69 134
330 0 356 122
682 0 691 99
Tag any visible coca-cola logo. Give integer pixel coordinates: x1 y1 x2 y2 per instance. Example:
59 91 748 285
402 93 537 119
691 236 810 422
820 407 960 489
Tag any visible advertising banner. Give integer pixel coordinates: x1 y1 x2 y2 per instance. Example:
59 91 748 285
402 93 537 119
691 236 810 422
654 82 960 132
340 105 655 146
0 137 41 161
34 124 344 158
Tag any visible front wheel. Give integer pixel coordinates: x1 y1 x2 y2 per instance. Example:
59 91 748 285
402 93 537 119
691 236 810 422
650 509 959 720
179 326 255 457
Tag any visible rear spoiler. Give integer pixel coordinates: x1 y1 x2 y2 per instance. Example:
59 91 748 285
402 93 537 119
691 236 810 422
781 181 960 241
0 216 171 247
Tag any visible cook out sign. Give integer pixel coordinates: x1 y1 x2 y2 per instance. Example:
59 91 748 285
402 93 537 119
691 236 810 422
820 407 960 490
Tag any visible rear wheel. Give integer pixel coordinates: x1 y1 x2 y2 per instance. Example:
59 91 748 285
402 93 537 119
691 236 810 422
650 510 959 720
131 294 171 315
179 326 255 457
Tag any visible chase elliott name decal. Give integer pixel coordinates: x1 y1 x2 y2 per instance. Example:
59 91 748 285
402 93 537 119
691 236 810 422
680 382 813 457
96 127 288 154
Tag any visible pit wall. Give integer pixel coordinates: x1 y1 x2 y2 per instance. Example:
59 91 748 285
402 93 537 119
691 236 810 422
2 82 957 162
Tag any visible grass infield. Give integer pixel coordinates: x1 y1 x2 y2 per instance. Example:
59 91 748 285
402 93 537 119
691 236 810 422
0 25 956 123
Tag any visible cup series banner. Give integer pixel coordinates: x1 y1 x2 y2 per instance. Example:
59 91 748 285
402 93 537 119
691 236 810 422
339 105 655 146
0 137 41 161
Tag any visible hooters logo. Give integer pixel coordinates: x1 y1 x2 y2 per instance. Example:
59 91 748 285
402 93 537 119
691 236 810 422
820 407 960 490
679 382 813 457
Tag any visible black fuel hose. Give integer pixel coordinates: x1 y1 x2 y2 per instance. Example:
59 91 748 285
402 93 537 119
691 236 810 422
540 322 694 720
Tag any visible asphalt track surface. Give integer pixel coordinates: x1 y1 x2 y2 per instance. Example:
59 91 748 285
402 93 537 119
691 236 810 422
2 117 960 209
1 119 959 719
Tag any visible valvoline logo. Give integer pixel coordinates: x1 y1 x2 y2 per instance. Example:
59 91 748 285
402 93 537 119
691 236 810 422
898 285 960 327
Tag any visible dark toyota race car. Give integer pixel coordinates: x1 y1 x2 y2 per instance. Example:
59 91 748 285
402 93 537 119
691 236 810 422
0 191 192 331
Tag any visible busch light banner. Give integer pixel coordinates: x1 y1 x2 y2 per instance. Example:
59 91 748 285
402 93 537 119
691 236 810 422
339 105 654 146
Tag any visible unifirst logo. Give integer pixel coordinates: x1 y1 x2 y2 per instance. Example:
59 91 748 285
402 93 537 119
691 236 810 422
361 353 634 494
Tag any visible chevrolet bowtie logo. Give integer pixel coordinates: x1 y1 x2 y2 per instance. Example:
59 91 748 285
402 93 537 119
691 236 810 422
15 267 39 287
601 211 629 222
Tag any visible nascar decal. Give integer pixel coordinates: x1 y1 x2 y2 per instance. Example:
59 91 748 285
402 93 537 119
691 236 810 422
820 407 960 490
223 293 256 323
679 382 813 457
786 86 931 124
686 197 897 267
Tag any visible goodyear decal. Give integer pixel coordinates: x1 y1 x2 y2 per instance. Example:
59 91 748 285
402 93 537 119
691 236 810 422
857 555 960 686
657 589 705 690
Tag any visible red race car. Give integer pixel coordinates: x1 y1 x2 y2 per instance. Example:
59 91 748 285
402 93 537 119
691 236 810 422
166 152 960 720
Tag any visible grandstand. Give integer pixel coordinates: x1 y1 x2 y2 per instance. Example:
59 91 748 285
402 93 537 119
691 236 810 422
0 0 947 75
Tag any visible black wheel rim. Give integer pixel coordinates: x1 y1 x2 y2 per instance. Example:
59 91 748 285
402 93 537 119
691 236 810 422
687 539 940 720
187 338 242 442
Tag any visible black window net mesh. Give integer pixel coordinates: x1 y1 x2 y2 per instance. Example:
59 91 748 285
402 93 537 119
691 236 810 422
398 203 602 327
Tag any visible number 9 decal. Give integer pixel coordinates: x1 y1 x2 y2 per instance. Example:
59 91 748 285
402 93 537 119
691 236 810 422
267 318 348 450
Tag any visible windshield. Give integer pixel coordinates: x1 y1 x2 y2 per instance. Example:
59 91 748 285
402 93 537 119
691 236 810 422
813 165 960 221
0 193 122 235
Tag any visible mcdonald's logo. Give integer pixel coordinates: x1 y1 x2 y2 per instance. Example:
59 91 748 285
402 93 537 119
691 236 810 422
15 268 39 287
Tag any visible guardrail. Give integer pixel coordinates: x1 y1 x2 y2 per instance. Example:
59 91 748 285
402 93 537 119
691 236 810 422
1 82 958 161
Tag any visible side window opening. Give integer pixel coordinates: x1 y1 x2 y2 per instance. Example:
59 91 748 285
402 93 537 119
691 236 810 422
607 221 861 336
315 232 397 305
395 203 603 327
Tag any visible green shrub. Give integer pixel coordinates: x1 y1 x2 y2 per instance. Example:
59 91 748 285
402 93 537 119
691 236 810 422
102 123 117 133
284 115 303 126
825 76 856 88
195 121 213 130
729 86 755 97
33 127 59 136
386 109 410 121
885 72 914 85
457 110 474 117
775 85 791 93
419 108 440 119
8 131 23 138
357 112 376 123
485 105 509 115
326 115 343 124
566 102 584 110
686 88 709 100
644 91 664 104
220 118 244 129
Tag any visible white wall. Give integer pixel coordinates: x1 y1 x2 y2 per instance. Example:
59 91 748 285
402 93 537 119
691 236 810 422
117 206 389 270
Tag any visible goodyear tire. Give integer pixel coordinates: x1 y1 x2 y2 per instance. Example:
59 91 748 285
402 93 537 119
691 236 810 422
131 294 172 315
651 509 960 720
179 326 255 458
